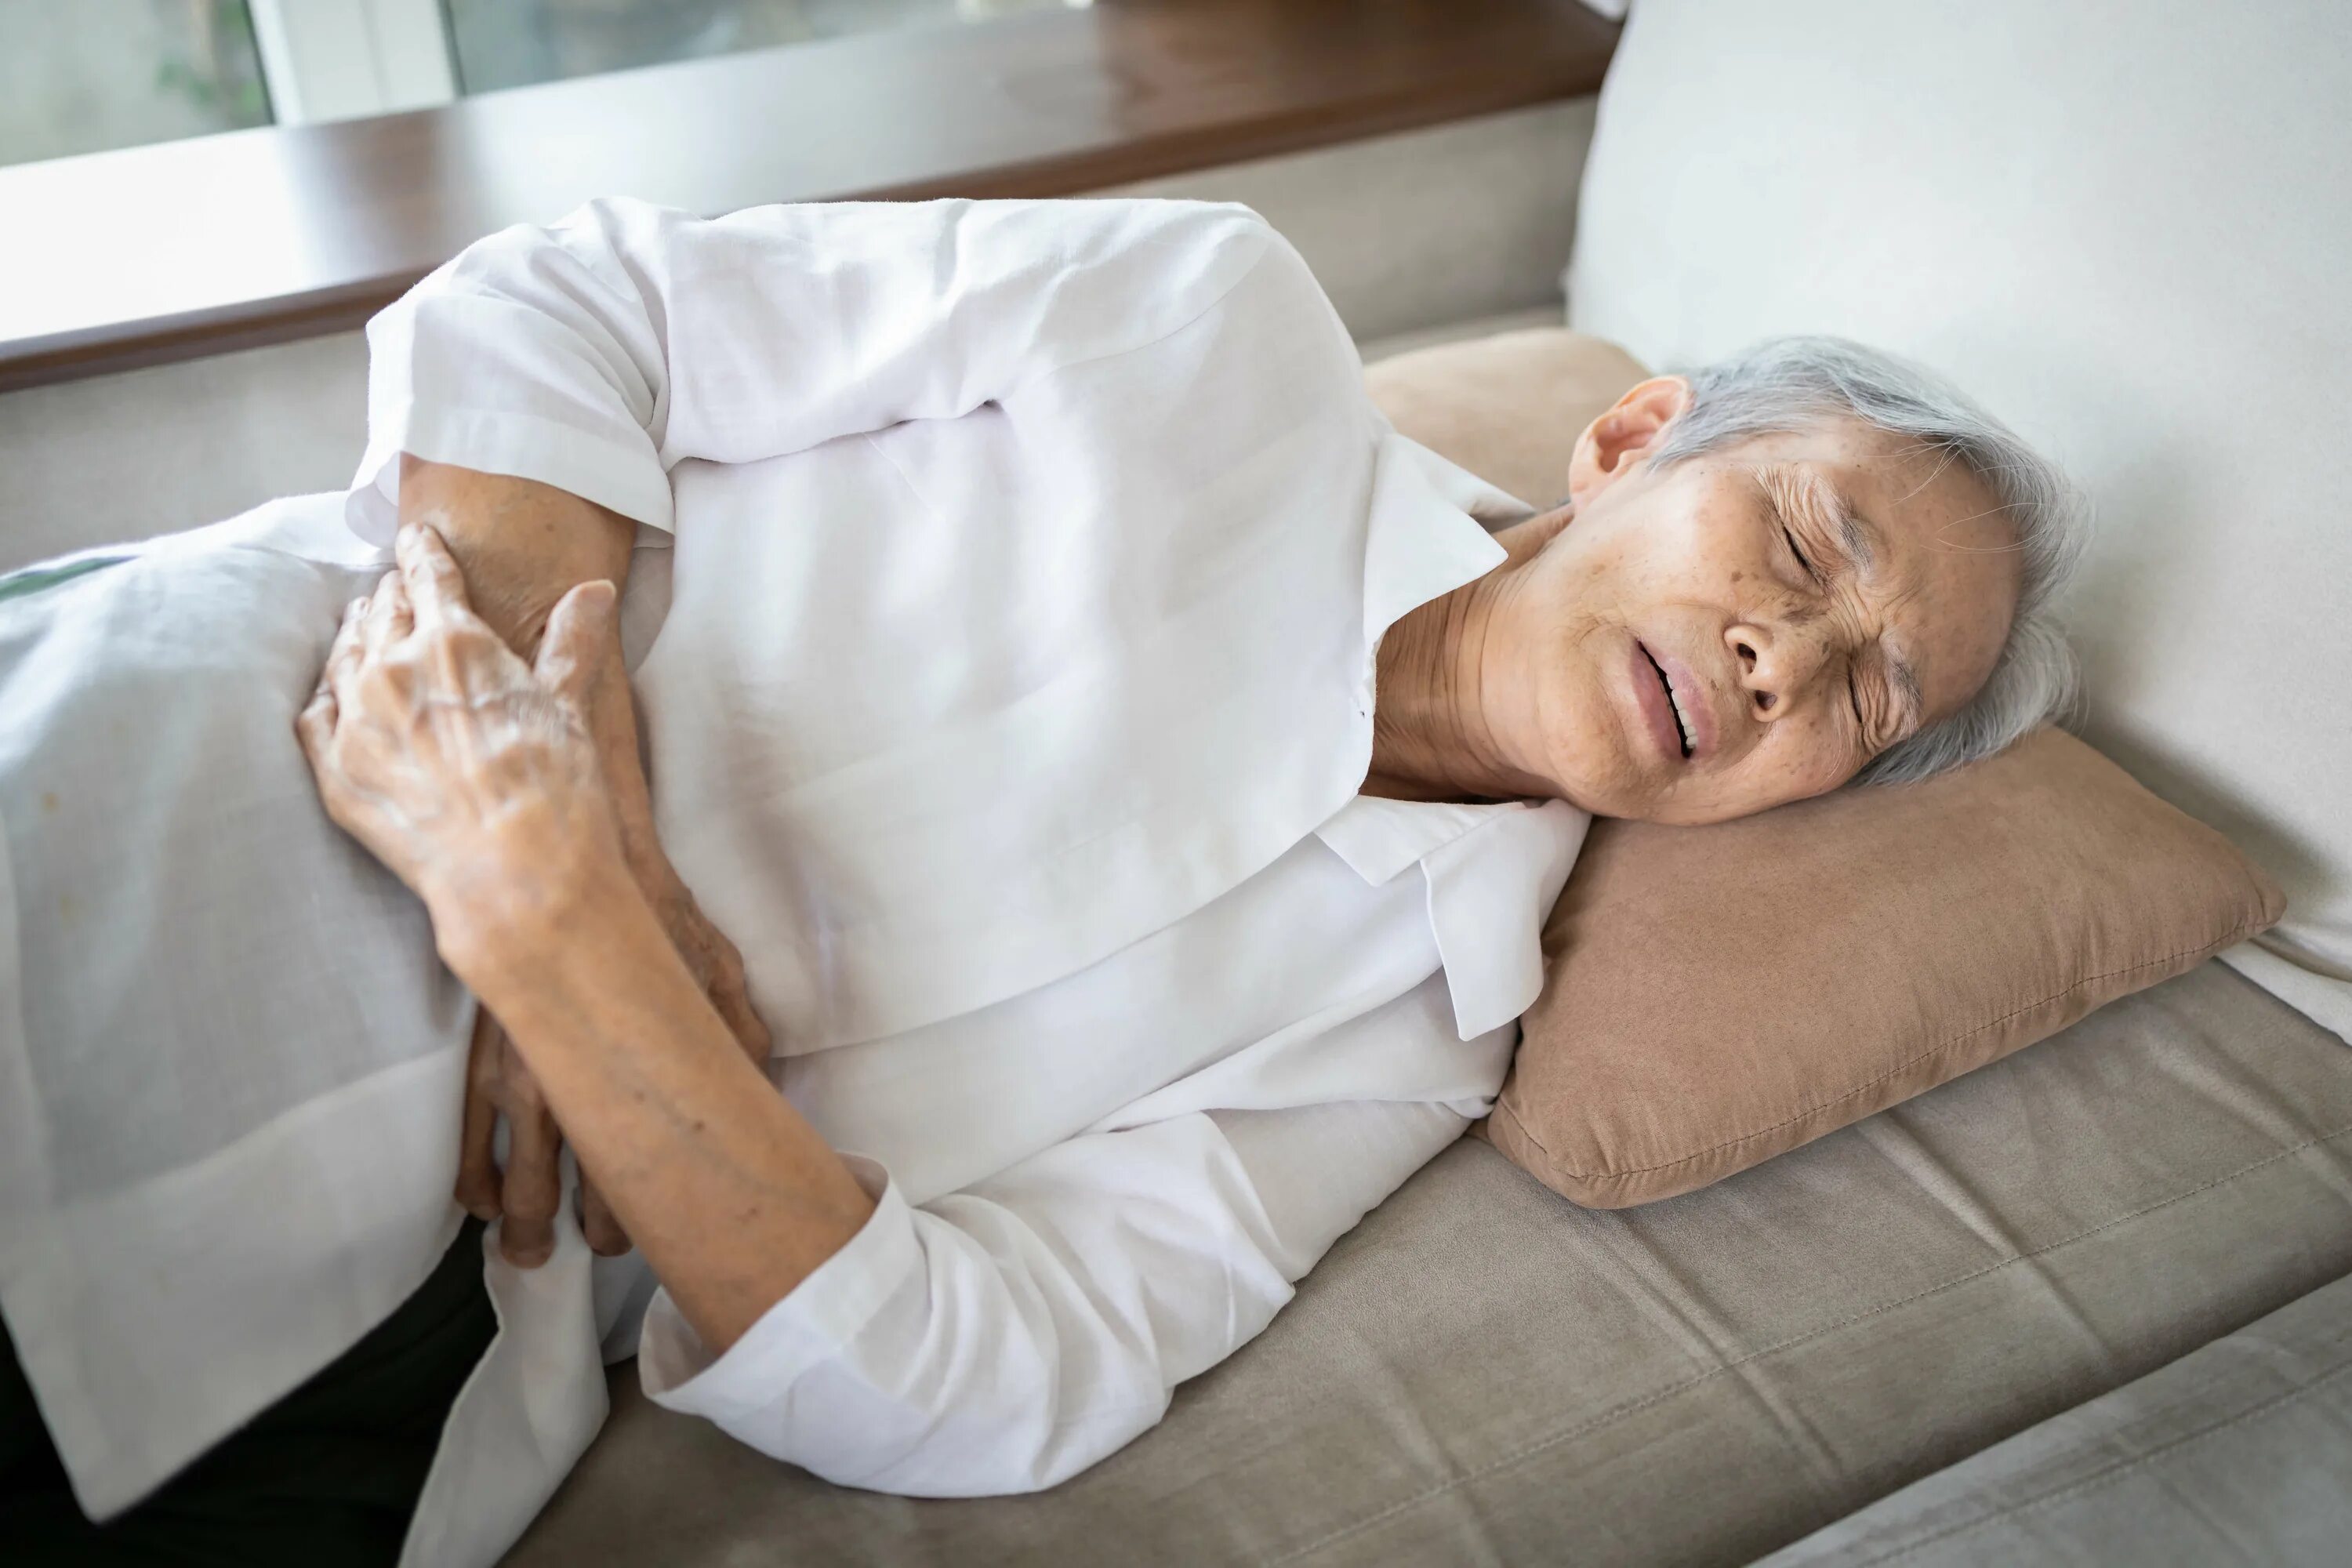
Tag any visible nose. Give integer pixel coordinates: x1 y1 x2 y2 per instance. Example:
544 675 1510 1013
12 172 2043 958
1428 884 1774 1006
1726 620 1828 720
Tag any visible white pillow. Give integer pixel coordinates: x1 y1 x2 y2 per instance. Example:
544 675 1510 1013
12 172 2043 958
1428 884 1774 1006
1566 0 2352 1040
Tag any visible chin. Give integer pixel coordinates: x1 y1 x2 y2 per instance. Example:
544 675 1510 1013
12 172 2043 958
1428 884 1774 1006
1546 771 1659 823
1577 768 1755 826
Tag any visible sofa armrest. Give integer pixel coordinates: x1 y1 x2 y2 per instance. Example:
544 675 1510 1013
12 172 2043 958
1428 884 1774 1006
1758 1270 2352 1566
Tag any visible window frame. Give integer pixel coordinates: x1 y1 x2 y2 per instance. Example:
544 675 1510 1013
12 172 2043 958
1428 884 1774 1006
247 0 456 125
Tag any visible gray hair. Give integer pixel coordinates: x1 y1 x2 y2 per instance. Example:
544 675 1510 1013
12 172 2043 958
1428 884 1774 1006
1642 336 2089 786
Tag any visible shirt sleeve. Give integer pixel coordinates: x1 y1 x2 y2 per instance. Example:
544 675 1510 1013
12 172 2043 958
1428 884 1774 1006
346 195 1281 543
634 1098 1468 1497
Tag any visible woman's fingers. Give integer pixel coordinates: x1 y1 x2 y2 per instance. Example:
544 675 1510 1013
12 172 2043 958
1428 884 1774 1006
394 523 543 710
708 948 773 1065
655 888 774 1065
298 600 366 793
361 568 414 655
394 522 474 625
323 594 368 699
455 1010 506 1221
466 1010 628 1261
294 673 339 773
534 579 620 710
498 1069 563 1269
576 1178 633 1258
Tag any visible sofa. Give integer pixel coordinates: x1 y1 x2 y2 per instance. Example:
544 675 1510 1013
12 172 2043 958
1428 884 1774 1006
503 4 2352 1563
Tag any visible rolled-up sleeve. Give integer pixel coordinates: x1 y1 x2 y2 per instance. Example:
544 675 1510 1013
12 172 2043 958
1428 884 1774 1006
636 1099 1465 1497
348 196 1279 545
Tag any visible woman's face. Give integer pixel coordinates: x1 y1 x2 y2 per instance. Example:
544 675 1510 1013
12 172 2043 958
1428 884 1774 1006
1486 378 2025 825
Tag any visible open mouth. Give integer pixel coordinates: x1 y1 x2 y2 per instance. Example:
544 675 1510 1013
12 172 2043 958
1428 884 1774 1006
1639 644 1695 759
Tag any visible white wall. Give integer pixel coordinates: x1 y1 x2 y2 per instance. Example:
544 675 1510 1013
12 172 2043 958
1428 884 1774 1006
0 98 1592 572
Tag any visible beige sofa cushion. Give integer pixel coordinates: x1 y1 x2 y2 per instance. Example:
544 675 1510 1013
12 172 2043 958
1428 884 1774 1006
1490 728 2285 1207
506 962 2352 1568
1565 0 2352 1043
1363 325 1644 506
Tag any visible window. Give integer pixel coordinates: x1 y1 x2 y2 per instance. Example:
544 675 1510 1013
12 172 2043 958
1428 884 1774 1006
1 0 1094 169
0 0 272 167
443 0 1083 96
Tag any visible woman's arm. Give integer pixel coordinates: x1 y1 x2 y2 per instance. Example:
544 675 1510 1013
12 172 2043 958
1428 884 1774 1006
299 524 870 1345
347 196 1277 547
395 455 633 658
460 850 873 1348
297 528 1462 1480
637 1097 1466 1496
396 456 775 1265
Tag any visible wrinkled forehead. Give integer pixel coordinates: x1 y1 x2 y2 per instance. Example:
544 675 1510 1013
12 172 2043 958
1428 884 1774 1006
1745 419 2016 552
1736 419 2024 718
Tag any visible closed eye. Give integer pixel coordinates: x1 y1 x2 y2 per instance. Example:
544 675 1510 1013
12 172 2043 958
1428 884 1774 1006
1781 525 1822 583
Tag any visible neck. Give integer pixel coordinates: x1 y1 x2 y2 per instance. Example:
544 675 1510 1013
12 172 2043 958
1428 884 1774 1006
1366 574 1530 803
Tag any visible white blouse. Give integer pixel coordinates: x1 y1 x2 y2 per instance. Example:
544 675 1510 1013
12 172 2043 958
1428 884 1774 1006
357 196 1590 1557
0 194 1585 1568
634 789 1584 1497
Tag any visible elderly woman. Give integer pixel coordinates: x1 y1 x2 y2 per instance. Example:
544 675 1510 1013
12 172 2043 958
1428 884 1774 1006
0 198 2079 1566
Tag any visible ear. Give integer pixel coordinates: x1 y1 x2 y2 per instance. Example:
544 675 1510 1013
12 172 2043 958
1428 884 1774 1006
1566 376 1693 505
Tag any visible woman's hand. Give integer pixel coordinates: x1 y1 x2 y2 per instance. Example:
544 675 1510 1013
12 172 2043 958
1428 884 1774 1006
303 521 776 1265
447 531 773 1264
300 524 637 1267
298 524 629 947
302 532 868 1341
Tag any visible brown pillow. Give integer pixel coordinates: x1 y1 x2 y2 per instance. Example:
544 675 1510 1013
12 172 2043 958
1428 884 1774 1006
1365 328 2288 1209
1486 731 2285 1207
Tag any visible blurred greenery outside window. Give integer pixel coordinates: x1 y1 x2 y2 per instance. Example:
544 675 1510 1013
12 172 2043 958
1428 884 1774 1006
445 0 1080 94
1 0 1086 169
0 0 270 167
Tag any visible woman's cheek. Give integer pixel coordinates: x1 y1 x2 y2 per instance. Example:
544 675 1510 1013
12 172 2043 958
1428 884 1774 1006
1727 728 1846 816
1785 723 1867 802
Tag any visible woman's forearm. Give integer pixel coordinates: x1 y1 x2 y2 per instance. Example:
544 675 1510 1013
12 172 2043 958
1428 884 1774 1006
447 852 876 1352
390 468 789 1273
397 456 636 659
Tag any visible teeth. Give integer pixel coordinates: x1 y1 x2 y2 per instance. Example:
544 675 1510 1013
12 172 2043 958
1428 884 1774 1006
1668 687 1695 753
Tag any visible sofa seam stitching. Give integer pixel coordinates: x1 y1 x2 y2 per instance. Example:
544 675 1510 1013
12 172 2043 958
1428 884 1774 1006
1265 1120 2352 1566
1508 924 2257 1184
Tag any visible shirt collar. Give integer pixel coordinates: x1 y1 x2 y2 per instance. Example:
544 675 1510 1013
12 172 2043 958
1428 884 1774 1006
1314 793 1516 887
1328 430 1584 1040
1316 794 1592 1040
1422 800 1588 1038
1341 427 1536 873
1359 430 1523 654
